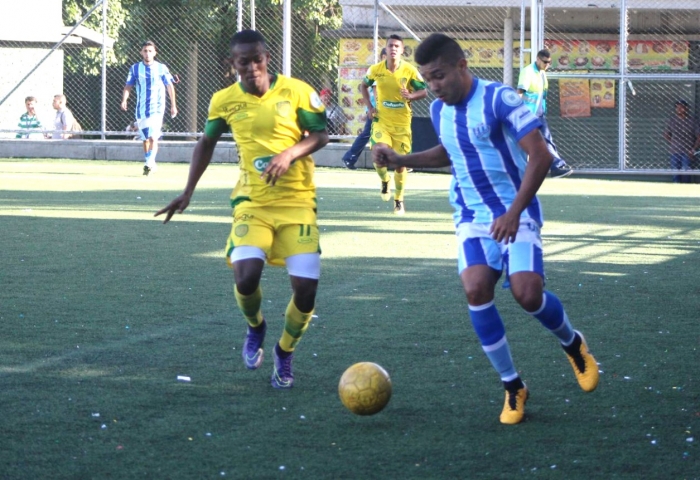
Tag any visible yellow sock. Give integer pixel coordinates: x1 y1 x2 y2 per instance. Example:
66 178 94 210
234 285 263 327
374 165 390 182
279 296 313 352
394 168 407 201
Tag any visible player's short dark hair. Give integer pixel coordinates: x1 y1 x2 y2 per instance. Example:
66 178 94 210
537 49 551 60
675 99 689 107
414 33 464 66
25 96 37 103
230 29 268 50
141 40 156 50
387 34 403 44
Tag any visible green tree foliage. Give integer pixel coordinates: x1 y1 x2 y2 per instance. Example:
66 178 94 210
63 0 343 82
63 0 136 74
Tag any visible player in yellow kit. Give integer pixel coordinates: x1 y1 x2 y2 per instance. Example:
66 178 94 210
361 35 427 215
156 29 329 389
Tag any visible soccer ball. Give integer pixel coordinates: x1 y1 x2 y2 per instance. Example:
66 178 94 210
338 362 392 415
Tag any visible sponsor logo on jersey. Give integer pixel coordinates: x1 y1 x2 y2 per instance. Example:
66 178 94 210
253 155 274 172
383 101 405 109
234 213 255 223
507 106 536 132
225 102 247 113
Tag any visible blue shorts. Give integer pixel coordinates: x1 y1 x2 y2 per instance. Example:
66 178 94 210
456 220 544 286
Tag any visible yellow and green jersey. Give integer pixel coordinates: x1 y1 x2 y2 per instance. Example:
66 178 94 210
205 74 327 208
364 60 427 128
517 62 548 117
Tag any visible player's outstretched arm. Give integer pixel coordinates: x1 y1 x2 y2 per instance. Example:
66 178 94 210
261 130 329 186
490 129 552 243
374 143 449 169
155 134 219 223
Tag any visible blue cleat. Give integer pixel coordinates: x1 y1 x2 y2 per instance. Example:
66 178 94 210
271 345 294 389
550 161 573 178
343 158 357 170
242 320 266 370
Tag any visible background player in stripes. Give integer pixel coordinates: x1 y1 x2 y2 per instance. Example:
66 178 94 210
121 40 178 176
373 33 598 424
156 30 329 389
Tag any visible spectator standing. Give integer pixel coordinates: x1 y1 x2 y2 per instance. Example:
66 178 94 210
51 94 77 139
517 49 574 178
342 48 387 170
664 99 700 183
320 88 348 136
16 96 44 139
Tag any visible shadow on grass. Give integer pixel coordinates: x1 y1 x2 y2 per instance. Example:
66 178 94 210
0 186 699 479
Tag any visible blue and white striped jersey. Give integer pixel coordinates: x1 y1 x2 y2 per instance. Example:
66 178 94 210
430 77 544 227
125 61 174 119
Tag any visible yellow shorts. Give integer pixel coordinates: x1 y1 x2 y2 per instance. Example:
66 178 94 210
225 205 320 267
370 122 412 155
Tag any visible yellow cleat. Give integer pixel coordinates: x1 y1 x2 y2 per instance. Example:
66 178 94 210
564 330 599 392
393 200 405 215
380 180 391 201
500 385 528 425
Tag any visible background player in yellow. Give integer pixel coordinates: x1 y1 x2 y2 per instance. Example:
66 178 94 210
361 35 427 215
156 30 329 389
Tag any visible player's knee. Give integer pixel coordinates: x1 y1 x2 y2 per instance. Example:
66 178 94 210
510 279 543 312
463 281 493 306
233 258 265 295
290 277 318 312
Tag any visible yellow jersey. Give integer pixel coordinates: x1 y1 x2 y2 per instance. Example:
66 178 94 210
363 60 427 127
205 74 327 208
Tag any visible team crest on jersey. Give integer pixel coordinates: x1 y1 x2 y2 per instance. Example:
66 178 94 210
472 123 491 139
310 92 322 109
253 155 273 172
276 101 291 117
501 89 523 107
234 224 249 237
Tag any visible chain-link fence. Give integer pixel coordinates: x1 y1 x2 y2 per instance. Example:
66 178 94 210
1 0 699 175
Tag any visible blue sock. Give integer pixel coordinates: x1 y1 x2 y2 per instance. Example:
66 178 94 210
528 291 575 345
144 150 152 164
469 301 518 381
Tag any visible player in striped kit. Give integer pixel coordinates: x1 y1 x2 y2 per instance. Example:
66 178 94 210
373 33 598 425
121 40 178 176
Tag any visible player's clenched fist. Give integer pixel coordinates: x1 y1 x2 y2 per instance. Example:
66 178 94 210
372 144 399 167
